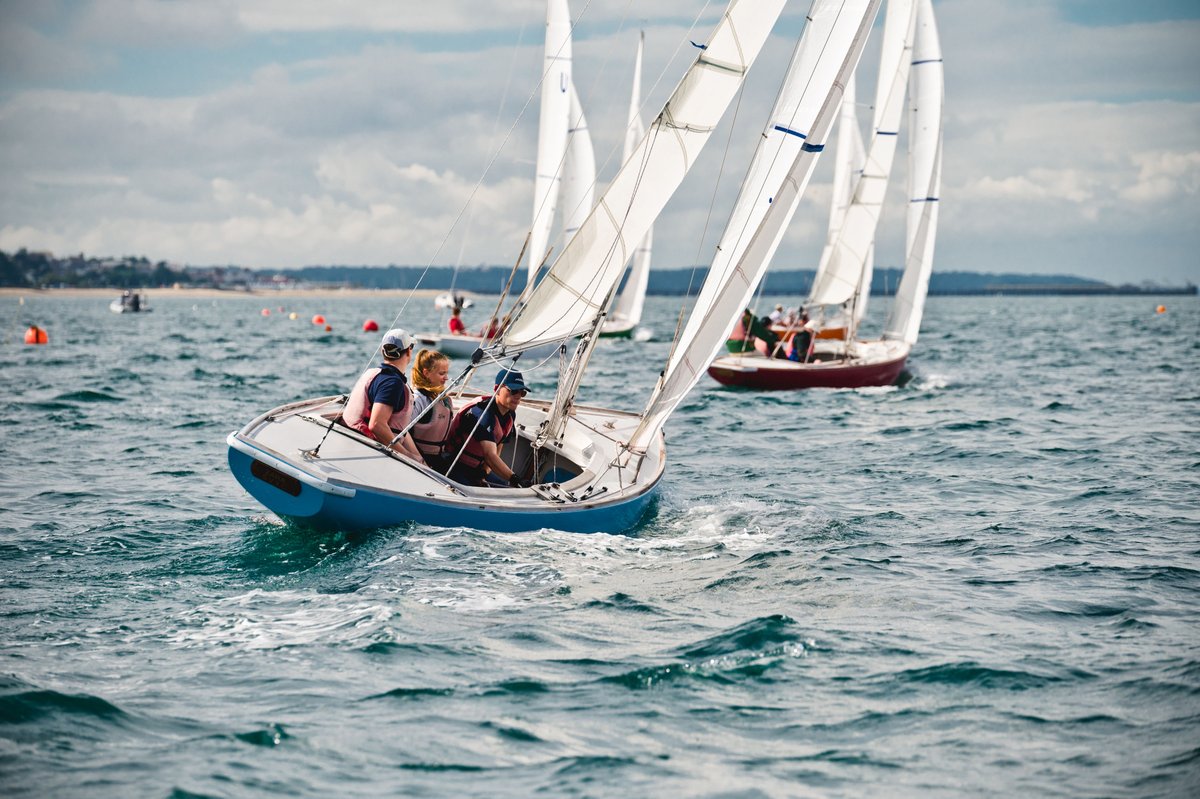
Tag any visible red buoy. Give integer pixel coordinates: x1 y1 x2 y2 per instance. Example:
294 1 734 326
324 324 333 332
24 325 49 345
262 308 271 316
312 314 326 325
362 319 379 332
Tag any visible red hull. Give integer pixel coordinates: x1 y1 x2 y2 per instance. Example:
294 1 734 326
708 352 909 390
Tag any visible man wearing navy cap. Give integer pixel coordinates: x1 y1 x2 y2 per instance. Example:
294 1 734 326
445 367 530 487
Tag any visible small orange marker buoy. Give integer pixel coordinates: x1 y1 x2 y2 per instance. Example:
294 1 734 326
262 308 271 316
362 319 379 332
312 314 326 325
324 324 332 332
24 325 49 345
1156 305 1166 314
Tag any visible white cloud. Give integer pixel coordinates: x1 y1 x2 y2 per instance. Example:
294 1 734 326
0 0 1197 283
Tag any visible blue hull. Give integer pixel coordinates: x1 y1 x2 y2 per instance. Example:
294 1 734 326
228 442 657 534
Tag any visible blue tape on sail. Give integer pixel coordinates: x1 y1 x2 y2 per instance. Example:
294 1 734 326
910 197 939 202
912 58 944 66
801 142 825 152
691 40 707 50
773 125 807 139
876 131 899 136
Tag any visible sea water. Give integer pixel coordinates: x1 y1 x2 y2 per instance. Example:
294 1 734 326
1 293 1197 798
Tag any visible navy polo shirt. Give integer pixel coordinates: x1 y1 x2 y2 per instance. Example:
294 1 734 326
367 363 409 417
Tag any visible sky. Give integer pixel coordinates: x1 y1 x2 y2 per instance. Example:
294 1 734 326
0 0 1197 285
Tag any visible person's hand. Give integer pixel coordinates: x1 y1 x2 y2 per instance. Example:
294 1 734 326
509 473 530 489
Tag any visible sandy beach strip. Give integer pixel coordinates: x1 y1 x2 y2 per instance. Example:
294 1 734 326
0 287 457 300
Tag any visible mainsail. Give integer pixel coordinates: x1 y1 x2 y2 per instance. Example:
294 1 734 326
806 0 917 311
883 0 943 344
631 0 884 450
528 0 573 286
501 0 789 353
608 32 653 331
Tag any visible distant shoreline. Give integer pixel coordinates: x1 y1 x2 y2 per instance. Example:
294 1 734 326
0 287 445 299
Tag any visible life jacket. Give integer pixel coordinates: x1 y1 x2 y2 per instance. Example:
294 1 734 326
411 391 453 456
341 366 412 440
445 396 515 471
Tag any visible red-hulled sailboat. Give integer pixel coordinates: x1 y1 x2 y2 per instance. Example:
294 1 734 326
708 0 943 390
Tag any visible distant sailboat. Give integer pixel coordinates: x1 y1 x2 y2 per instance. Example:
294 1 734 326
417 0 586 361
600 32 652 339
708 0 942 389
228 0 882 534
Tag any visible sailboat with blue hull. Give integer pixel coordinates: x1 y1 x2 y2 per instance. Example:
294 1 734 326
227 0 882 534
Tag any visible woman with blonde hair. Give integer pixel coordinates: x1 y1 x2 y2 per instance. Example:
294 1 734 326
409 350 454 473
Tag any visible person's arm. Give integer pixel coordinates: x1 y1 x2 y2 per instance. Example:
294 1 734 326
476 440 514 482
367 402 425 463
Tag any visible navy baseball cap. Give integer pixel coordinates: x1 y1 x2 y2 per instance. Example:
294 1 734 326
495 368 529 393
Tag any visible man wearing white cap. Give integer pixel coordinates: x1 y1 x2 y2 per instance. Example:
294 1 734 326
341 328 424 463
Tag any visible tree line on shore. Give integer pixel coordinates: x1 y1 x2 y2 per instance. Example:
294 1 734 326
2 249 1193 296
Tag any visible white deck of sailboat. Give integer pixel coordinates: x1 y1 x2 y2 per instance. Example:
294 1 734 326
232 392 664 511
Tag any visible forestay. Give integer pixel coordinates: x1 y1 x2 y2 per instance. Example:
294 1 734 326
884 0 943 345
631 0 883 451
806 0 917 310
501 0 788 353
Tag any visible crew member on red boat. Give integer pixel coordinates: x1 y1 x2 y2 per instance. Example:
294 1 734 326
445 368 530 488
786 313 815 362
448 307 467 335
479 317 501 342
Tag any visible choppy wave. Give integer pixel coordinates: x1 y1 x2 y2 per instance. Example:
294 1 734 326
1 294 1198 797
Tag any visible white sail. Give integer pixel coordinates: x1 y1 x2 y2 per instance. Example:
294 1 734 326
561 81 596 246
528 0 573 288
810 73 864 301
884 0 942 344
501 0 789 353
632 0 883 450
806 0 917 309
608 32 652 329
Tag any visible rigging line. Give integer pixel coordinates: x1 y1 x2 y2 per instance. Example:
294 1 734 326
511 0 717 348
361 2 596 380
526 0 600 278
657 65 750 377
555 0 636 255
449 17 529 298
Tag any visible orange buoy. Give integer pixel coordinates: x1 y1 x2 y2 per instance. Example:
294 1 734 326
261 308 271 316
324 324 332 332
312 314 326 325
24 325 48 345
362 319 379 332
1156 305 1166 314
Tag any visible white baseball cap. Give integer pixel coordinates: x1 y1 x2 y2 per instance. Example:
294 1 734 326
381 328 416 353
